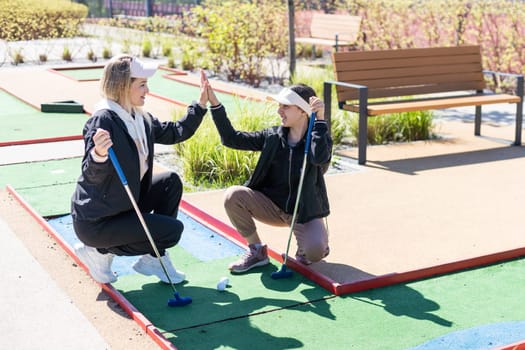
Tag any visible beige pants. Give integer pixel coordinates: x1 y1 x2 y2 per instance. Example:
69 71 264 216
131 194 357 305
223 185 329 262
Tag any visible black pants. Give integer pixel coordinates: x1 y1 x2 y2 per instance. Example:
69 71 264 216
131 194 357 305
74 171 184 256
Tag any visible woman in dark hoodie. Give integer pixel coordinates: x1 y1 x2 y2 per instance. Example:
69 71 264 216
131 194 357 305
204 76 332 273
71 55 208 284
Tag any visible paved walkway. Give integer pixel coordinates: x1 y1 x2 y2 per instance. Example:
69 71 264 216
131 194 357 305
0 218 109 349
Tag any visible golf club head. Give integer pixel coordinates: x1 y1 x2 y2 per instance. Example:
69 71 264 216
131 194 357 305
167 292 192 307
271 265 293 279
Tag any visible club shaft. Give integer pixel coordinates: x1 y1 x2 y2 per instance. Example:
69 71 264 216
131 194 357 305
282 155 307 265
282 112 317 265
108 148 177 293
122 184 177 292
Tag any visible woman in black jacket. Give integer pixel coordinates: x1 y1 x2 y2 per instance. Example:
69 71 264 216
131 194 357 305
71 55 208 284
204 77 332 273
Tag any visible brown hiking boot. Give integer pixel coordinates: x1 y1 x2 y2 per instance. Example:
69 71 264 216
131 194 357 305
229 244 269 273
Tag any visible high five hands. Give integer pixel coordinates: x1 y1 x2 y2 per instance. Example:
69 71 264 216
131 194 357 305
199 70 220 108
199 69 323 120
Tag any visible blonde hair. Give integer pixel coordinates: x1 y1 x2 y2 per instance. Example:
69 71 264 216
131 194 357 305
100 54 136 111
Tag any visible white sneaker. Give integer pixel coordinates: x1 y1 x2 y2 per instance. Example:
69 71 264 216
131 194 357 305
74 243 117 283
132 251 186 284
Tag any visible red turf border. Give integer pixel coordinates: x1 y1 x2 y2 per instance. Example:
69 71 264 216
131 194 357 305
494 340 525 350
47 65 105 82
179 199 525 297
5 184 178 350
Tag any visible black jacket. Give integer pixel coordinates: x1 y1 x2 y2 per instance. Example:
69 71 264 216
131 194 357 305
71 103 207 222
211 104 331 223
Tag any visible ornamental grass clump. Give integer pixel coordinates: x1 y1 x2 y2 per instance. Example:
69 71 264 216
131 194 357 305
350 109 435 146
174 98 278 190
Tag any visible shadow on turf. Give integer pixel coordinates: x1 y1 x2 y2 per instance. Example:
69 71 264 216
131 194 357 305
119 263 336 348
349 284 453 327
161 284 335 349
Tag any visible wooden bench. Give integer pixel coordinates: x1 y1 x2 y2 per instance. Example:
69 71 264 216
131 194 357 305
323 45 524 164
295 13 361 53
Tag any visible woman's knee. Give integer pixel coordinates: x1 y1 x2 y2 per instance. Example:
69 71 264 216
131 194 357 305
224 185 249 209
159 219 184 249
301 244 329 263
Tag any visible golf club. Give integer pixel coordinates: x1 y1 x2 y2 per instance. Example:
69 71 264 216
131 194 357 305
271 112 316 279
108 147 192 307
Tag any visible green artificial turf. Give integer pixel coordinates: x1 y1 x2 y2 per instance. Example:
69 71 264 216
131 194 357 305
165 258 525 350
0 89 87 143
0 158 80 216
54 67 103 81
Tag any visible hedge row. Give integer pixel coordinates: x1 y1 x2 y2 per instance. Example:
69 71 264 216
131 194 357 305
0 0 88 41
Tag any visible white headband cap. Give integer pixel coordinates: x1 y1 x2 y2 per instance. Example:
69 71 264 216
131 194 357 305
268 87 311 115
130 57 158 78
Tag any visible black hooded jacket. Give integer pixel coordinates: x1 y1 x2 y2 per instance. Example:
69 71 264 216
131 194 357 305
211 104 331 223
71 103 207 222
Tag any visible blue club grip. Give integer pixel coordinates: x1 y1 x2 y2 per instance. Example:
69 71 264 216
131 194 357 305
304 112 316 155
108 147 128 186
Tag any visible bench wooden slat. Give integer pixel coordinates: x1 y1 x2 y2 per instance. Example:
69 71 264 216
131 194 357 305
336 63 483 82
343 94 521 115
334 54 481 71
337 76 486 101
332 45 480 63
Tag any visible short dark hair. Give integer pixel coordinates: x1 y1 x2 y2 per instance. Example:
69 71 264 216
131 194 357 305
290 84 316 103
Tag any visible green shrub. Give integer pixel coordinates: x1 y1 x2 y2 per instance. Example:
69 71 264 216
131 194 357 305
0 0 87 41
191 0 288 87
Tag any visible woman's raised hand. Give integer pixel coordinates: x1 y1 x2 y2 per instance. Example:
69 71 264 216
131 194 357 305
200 70 220 106
199 69 209 108
309 96 324 120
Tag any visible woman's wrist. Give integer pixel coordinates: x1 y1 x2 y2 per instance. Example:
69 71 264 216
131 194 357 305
94 147 107 157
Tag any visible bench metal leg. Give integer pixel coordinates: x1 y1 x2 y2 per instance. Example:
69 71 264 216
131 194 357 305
323 82 332 134
357 88 369 165
358 111 367 164
474 105 482 136
515 100 523 145
515 76 524 145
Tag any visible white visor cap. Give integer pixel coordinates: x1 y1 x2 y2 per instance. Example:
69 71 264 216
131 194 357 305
130 57 158 78
268 88 311 115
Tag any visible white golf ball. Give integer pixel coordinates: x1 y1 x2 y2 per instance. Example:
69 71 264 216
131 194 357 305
216 277 229 291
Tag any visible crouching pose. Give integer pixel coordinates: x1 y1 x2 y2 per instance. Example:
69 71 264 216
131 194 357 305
203 75 332 273
71 56 209 283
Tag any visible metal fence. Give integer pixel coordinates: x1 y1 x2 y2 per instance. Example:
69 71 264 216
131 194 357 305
74 0 201 18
